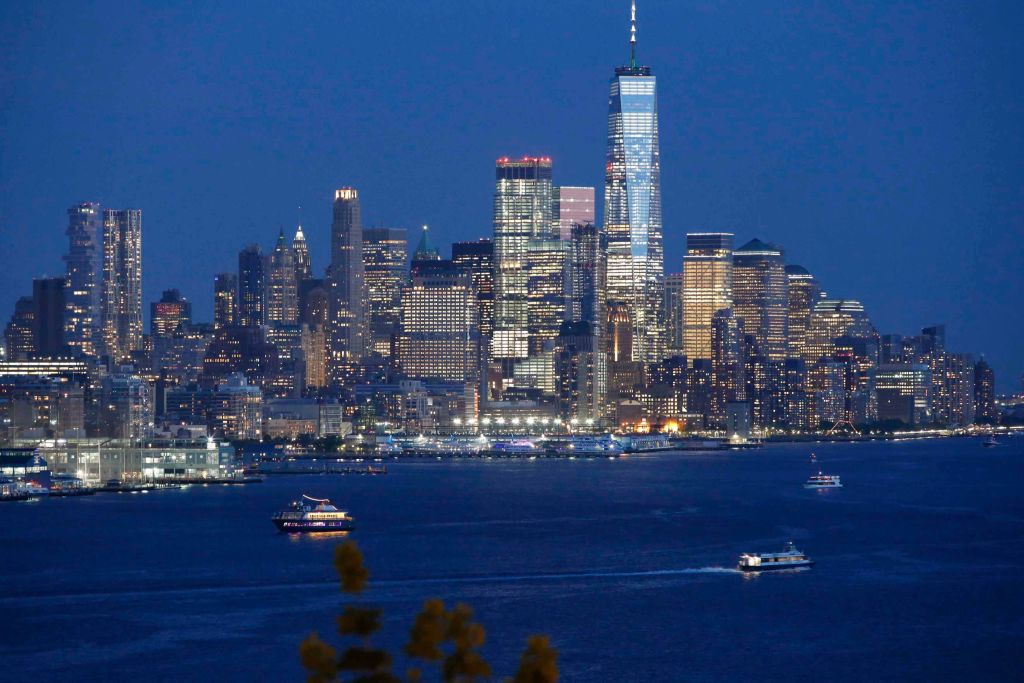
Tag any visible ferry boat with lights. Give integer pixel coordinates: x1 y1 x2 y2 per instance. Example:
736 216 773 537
272 495 355 533
804 472 842 489
738 542 815 572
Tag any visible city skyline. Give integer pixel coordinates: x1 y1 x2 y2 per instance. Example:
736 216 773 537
1 1 1021 390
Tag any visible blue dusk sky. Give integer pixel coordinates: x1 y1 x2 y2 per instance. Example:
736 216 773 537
0 1 1021 390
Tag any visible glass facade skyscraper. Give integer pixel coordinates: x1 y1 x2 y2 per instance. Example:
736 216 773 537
100 208 143 363
64 202 101 358
604 5 664 364
491 157 554 371
363 227 408 358
732 238 788 363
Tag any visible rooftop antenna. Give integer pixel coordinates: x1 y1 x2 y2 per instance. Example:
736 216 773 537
630 1 637 68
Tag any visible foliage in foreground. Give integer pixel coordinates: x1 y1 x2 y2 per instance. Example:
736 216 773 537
300 541 559 683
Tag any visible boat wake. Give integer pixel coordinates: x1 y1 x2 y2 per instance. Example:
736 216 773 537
0 566 741 606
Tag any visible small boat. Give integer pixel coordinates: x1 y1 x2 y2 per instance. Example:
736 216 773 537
983 436 998 448
738 542 814 572
272 495 355 533
804 472 842 489
810 452 817 463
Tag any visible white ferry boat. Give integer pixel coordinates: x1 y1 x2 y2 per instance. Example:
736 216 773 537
272 495 355 533
560 436 622 456
738 542 815 572
491 440 538 456
804 472 842 489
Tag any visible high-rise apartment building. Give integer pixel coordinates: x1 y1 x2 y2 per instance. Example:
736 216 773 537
785 265 822 360
64 202 101 357
328 187 365 384
100 208 143 363
151 289 191 338
267 230 299 325
681 233 733 360
363 227 408 358
452 239 495 341
492 157 553 379
237 244 266 327
213 273 238 330
732 238 788 363
553 186 595 241
604 6 664 364
710 308 746 425
973 357 997 424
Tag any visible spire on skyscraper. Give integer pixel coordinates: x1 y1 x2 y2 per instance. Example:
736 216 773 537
630 1 637 68
413 224 440 261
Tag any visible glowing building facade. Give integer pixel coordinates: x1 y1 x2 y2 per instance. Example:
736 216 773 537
328 187 365 384
682 232 733 360
732 238 788 362
604 4 664 364
363 227 408 358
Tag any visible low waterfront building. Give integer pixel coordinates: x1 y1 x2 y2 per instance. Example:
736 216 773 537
31 437 235 483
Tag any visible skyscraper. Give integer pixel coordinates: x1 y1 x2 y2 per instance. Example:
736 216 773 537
397 261 479 385
553 186 595 241
267 230 299 325
4 296 35 360
151 289 191 338
237 244 266 327
100 208 143 363
663 273 683 357
452 239 495 340
681 232 734 360
292 223 312 282
363 227 408 358
328 187 365 383
732 238 788 363
604 2 664 364
974 357 997 424
213 273 238 330
710 308 746 426
491 156 554 383
64 202 101 358
32 277 67 357
785 265 822 360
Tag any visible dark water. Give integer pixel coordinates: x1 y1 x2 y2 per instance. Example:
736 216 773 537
2 438 1022 682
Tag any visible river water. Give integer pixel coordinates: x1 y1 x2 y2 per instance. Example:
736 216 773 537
1 437 1021 682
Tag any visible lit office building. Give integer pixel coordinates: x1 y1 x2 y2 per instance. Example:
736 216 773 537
604 8 664 364
237 244 266 327
363 227 408 358
553 186 595 241
151 289 191 338
732 238 788 363
397 262 480 387
682 233 733 361
875 363 932 426
328 187 365 384
64 202 101 357
452 239 495 340
526 237 569 355
785 264 822 360
804 299 875 365
492 156 553 384
100 209 143 363
267 230 299 325
213 273 238 330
